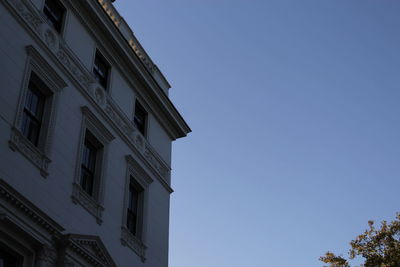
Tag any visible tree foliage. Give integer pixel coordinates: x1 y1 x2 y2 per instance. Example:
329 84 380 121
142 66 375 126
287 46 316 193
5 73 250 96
320 213 400 267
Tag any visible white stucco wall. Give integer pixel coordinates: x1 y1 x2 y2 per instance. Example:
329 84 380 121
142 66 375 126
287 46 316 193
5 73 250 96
29 0 43 9
148 115 172 165
64 11 96 71
110 70 135 119
0 1 176 266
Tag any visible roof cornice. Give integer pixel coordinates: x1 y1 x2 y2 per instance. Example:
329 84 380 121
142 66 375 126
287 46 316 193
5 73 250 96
77 0 191 140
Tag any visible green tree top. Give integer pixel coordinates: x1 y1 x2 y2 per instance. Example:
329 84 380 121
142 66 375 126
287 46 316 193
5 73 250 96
320 213 400 267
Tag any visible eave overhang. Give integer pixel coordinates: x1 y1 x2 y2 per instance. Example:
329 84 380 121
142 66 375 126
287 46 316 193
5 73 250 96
78 0 191 140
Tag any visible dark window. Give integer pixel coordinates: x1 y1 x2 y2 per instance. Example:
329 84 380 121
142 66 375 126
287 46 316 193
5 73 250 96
0 244 23 267
127 180 143 237
21 74 46 146
134 101 147 136
93 51 110 90
80 131 99 196
43 0 65 33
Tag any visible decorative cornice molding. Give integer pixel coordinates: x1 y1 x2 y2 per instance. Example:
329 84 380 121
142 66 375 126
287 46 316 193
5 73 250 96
95 0 169 91
8 127 51 177
0 180 118 266
62 234 117 267
81 106 115 143
103 98 134 138
125 155 153 186
25 45 67 90
3 0 174 191
144 144 171 182
56 46 93 89
97 0 121 28
0 179 64 237
92 0 192 140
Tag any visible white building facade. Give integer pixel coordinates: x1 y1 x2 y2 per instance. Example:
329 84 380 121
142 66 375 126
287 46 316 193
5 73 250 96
0 0 190 266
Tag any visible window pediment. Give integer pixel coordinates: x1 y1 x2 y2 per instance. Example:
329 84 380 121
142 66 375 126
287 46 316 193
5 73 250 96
62 234 116 267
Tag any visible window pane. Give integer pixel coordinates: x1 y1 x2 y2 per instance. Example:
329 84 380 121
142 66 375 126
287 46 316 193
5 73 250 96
127 182 143 236
93 69 107 89
21 112 41 146
83 140 97 172
127 211 137 235
43 0 65 33
81 133 98 196
134 101 147 136
21 81 45 146
93 52 109 89
45 0 64 21
80 168 94 196
26 82 45 121
0 246 20 267
94 58 108 77
82 145 89 168
128 185 139 213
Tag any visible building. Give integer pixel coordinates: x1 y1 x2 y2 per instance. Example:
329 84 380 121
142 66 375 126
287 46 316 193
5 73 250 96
0 0 191 266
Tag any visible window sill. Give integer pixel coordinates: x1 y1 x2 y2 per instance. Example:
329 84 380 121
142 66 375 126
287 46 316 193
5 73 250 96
71 183 103 224
120 226 146 262
8 127 51 178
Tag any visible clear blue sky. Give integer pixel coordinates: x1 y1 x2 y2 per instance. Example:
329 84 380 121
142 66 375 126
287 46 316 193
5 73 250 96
114 1 400 266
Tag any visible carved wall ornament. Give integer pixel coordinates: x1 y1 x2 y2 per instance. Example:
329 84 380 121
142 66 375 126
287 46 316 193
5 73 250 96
8 128 51 177
56 48 92 89
134 133 145 152
12 0 43 32
95 87 105 105
40 24 59 52
144 146 170 181
35 245 58 266
89 83 107 107
104 103 133 136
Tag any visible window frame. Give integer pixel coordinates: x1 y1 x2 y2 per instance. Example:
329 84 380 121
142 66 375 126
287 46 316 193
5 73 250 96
9 45 66 177
42 0 67 34
0 243 24 267
133 99 148 137
21 75 47 147
120 155 153 262
72 106 114 224
92 50 111 91
80 130 102 197
126 180 144 237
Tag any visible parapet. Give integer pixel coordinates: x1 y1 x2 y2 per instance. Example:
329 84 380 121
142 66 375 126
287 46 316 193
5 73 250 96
97 0 171 95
